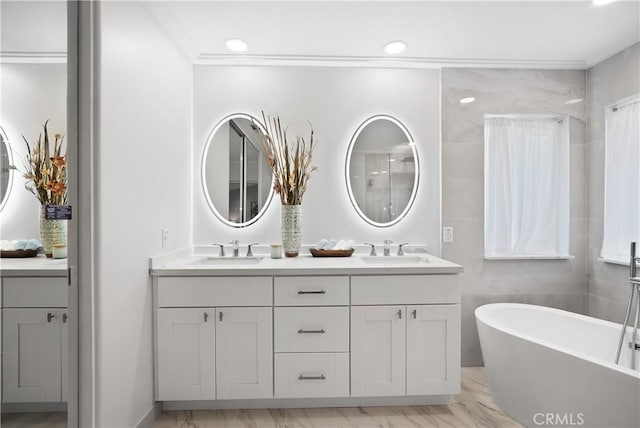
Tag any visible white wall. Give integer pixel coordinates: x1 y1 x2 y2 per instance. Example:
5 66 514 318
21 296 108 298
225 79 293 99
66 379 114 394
97 2 192 426
0 63 67 240
193 66 441 253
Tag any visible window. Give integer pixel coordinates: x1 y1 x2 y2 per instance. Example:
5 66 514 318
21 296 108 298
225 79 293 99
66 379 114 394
484 115 570 258
601 95 640 264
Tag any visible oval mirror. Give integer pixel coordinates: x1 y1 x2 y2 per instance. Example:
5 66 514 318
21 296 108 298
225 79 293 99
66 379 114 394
202 113 274 227
0 127 14 212
346 115 419 227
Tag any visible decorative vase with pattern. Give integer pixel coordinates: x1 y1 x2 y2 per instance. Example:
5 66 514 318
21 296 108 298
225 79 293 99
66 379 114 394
40 205 67 258
281 204 302 257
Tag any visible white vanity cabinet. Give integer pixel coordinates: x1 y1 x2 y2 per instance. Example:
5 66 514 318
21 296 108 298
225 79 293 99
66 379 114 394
350 275 461 397
1 277 68 403
152 257 462 407
154 277 273 401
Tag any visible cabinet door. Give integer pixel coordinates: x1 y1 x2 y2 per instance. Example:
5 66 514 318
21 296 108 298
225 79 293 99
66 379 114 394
2 309 62 402
407 304 461 395
351 306 406 397
156 308 215 401
216 307 272 399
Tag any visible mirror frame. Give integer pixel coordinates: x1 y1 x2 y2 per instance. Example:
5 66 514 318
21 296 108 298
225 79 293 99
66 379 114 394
0 126 15 212
201 113 274 228
345 114 420 228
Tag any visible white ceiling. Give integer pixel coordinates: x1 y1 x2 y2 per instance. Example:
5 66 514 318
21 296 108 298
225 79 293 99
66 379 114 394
148 0 640 68
1 1 638 69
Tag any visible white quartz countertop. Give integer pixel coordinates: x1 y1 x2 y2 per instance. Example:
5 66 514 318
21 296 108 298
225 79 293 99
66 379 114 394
150 252 463 277
0 255 68 277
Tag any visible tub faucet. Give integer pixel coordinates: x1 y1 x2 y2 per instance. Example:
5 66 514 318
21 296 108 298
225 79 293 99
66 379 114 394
384 239 393 256
230 240 239 257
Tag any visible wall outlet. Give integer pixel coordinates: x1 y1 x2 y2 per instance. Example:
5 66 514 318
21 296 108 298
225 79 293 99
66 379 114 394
162 228 170 248
443 227 454 243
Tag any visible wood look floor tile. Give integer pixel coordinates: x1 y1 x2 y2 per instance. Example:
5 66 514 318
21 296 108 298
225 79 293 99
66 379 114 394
150 368 523 428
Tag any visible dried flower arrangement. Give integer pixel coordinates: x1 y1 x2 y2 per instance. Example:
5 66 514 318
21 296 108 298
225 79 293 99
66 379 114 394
260 112 317 205
21 120 67 205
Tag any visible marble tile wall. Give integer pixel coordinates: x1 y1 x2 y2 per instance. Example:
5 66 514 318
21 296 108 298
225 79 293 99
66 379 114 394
586 43 640 323
441 68 587 366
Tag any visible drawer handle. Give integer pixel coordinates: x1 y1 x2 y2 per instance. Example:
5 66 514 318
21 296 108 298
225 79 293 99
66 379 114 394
298 374 326 381
297 329 326 334
297 290 326 295
47 312 55 323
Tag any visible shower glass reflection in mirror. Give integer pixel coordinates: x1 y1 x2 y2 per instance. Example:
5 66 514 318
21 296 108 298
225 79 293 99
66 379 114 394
0 127 14 211
202 114 273 227
346 115 419 227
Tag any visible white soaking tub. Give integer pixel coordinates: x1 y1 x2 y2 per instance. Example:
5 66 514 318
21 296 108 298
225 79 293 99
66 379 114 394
476 303 640 428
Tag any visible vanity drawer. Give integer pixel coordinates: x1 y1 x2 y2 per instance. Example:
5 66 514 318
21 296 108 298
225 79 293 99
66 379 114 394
274 307 349 353
274 276 349 306
351 275 460 305
2 277 67 308
274 353 349 398
156 277 272 307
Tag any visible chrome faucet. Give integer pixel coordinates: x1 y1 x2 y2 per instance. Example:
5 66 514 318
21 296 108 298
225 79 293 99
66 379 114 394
383 239 393 256
397 243 409 256
212 243 225 257
230 240 240 257
364 243 377 256
246 243 258 257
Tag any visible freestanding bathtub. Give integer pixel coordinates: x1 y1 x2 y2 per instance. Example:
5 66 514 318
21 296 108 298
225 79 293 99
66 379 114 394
476 303 640 428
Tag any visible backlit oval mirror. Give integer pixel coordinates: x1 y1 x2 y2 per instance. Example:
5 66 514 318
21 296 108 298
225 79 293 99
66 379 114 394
0 127 14 212
202 113 274 227
346 115 419 227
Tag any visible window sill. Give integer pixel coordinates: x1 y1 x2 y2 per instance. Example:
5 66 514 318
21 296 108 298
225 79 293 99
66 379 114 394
598 257 639 267
484 255 575 261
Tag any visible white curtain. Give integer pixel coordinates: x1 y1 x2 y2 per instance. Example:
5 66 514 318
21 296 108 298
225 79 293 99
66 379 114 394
601 98 640 263
484 116 569 257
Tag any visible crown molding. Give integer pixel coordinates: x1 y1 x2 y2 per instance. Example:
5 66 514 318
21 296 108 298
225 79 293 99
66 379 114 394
194 53 588 70
0 51 67 64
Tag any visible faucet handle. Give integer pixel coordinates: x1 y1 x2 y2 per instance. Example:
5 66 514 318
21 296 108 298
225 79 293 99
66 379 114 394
384 239 393 245
397 243 409 256
247 243 259 257
364 243 377 256
212 243 225 257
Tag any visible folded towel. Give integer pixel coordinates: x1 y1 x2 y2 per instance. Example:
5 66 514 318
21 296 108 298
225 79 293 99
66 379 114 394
334 240 347 250
323 239 337 250
315 238 328 250
15 240 27 250
25 239 42 250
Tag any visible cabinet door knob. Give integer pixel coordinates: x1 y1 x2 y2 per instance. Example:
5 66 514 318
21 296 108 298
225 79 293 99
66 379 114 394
397 309 402 319
204 312 209 322
412 309 417 319
219 312 223 322
47 312 55 323
62 313 68 323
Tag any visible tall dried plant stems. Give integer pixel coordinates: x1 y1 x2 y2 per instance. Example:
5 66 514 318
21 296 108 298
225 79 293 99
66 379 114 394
260 112 317 206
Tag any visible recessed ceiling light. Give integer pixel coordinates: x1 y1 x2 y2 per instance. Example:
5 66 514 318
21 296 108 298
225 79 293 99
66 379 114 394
593 0 618 5
225 38 247 52
564 98 584 105
384 40 407 55
371 171 379 175
460 97 476 104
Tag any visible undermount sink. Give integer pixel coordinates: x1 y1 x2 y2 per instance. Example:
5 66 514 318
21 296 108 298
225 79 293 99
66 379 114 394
360 256 427 264
192 256 264 266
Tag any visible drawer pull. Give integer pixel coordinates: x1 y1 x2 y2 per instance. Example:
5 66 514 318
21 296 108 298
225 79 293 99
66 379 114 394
47 312 55 323
204 312 209 322
412 309 417 319
297 329 326 334
298 374 326 381
297 290 326 295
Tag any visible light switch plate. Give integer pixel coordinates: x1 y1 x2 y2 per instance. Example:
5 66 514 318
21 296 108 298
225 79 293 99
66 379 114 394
443 227 454 243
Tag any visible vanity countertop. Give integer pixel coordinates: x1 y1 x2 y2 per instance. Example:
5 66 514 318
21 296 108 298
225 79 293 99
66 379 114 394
150 253 463 277
0 255 67 277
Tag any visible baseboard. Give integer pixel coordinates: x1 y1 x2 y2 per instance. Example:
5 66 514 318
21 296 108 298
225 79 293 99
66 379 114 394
2 402 67 413
162 395 451 411
136 402 163 428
